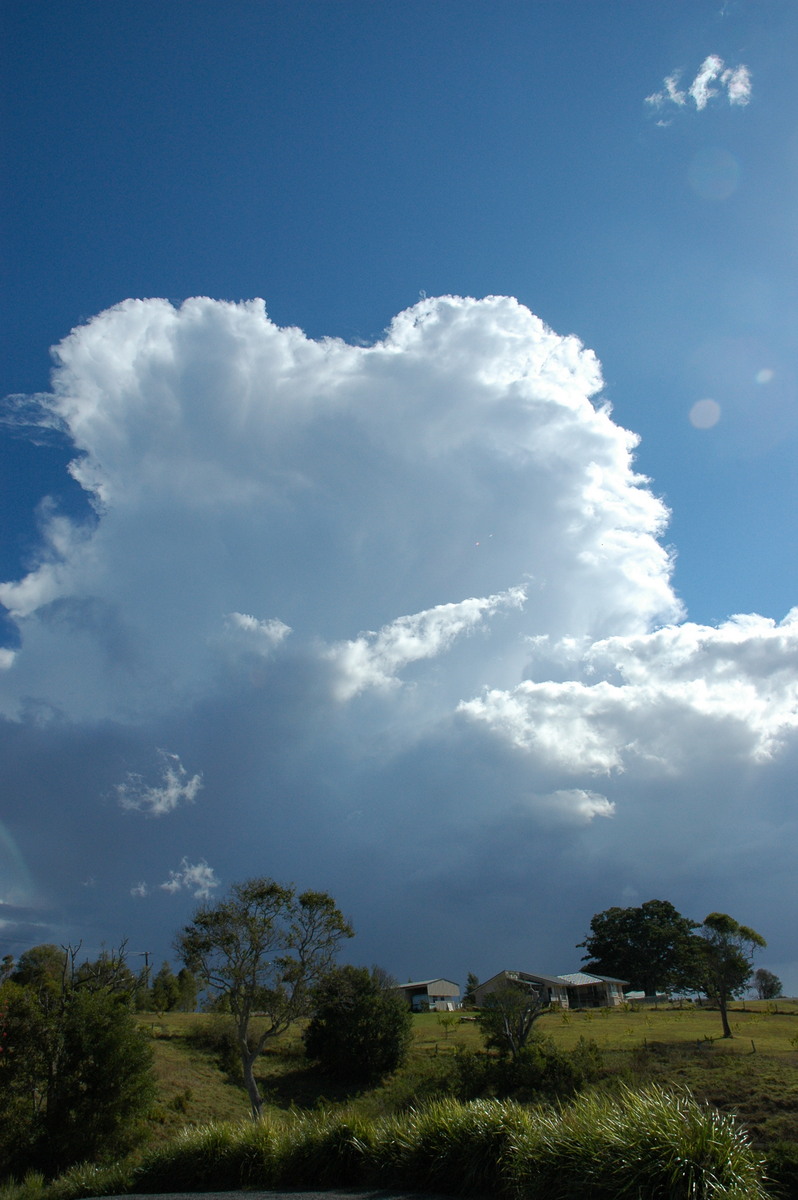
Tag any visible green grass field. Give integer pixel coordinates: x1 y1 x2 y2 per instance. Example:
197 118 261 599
137 999 798 1158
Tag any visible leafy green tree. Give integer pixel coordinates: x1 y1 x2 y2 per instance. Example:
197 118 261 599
477 981 547 1061
698 912 766 1038
176 876 353 1117
11 944 68 991
151 961 180 1012
176 966 198 1012
578 899 699 995
753 967 782 1001
462 972 479 1008
303 964 413 1085
0 949 154 1179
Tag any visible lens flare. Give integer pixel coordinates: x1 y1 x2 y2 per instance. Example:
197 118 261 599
687 147 740 200
689 399 721 428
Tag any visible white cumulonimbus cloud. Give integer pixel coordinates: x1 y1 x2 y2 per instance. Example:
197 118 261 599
646 55 751 113
115 750 203 816
0 294 681 724
160 858 219 899
0 294 795 988
461 611 798 774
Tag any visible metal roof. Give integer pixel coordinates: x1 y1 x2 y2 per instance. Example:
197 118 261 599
558 971 628 986
394 979 459 990
513 970 570 988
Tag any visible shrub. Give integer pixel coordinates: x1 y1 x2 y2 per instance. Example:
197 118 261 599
0 980 154 1179
303 965 412 1086
445 1036 604 1104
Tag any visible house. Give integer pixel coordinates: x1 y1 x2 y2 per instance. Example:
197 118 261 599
474 969 627 1010
556 972 627 1008
395 978 460 1012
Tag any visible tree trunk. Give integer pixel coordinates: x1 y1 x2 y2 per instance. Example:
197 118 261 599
718 995 733 1038
241 1046 263 1118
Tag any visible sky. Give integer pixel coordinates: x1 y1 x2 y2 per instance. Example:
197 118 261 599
1 0 797 996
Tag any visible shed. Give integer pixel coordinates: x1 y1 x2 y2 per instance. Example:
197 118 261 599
395 978 460 1012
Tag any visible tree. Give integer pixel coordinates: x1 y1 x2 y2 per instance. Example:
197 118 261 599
303 964 413 1085
462 972 479 1008
176 876 353 1117
151 961 180 1012
578 899 699 996
753 967 782 1001
73 942 137 997
11 944 68 991
176 966 198 1012
477 981 547 1060
698 912 766 1038
0 946 154 1179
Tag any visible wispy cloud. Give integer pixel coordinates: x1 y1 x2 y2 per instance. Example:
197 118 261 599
646 55 751 115
115 750 203 817
160 858 219 899
225 612 292 649
326 587 526 700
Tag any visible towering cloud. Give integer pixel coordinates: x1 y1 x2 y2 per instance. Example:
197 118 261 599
0 296 794 988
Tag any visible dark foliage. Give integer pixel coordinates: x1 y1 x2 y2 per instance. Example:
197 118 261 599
0 951 154 1180
754 967 783 1001
303 965 412 1085
451 1036 604 1102
578 899 700 995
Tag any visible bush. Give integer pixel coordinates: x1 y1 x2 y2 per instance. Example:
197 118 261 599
440 1036 604 1104
0 981 154 1179
303 965 412 1086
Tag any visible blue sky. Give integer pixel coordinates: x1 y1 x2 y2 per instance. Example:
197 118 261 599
1 0 797 994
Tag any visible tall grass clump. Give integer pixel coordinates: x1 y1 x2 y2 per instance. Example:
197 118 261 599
37 1085 769 1200
131 1110 376 1194
270 1109 377 1188
47 1161 134 1200
132 1120 279 1192
370 1096 533 1196
508 1083 769 1200
0 1174 47 1200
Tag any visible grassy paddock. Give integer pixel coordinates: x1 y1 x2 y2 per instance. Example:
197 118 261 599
134 1004 798 1156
